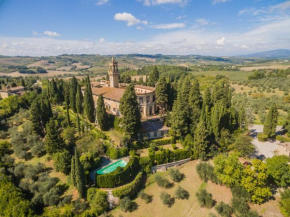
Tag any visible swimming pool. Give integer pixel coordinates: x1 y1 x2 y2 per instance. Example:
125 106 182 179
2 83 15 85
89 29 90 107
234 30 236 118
96 159 127 175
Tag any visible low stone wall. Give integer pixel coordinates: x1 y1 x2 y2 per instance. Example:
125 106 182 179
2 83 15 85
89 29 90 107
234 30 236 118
151 158 191 173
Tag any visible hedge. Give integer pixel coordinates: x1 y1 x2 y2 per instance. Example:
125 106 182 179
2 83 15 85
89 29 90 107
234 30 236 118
96 157 140 188
112 172 144 198
106 146 128 160
149 137 172 146
139 149 190 173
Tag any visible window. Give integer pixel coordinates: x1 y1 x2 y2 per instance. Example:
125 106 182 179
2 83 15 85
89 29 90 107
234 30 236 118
147 133 150 138
139 97 143 103
146 96 150 103
153 95 156 102
113 108 116 112
154 132 157 137
161 131 164 136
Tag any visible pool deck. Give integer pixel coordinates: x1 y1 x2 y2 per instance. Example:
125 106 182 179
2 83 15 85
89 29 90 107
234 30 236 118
90 156 130 181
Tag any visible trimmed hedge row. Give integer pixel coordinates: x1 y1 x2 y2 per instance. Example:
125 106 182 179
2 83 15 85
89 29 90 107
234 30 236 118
276 135 290 142
149 137 172 146
96 157 140 188
112 171 144 198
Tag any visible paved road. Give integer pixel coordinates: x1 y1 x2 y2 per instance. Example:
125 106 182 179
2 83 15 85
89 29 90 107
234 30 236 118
249 125 289 158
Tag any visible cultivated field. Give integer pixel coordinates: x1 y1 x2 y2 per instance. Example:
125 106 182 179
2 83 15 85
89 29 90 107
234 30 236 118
240 64 290 71
0 70 78 77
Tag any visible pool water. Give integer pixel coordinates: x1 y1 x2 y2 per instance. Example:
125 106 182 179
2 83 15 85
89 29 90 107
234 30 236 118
96 159 127 175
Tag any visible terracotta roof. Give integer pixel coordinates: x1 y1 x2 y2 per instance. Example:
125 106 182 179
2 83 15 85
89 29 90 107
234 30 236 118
10 86 25 91
140 120 170 133
135 85 155 91
91 87 125 101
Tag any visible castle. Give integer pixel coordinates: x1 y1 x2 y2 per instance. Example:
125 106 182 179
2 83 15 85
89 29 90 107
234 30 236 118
91 57 157 118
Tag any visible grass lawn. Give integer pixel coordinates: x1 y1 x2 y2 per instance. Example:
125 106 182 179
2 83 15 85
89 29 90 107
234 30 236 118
111 160 283 217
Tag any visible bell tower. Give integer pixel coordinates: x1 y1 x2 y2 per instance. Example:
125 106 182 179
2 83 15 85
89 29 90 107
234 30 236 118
108 56 119 88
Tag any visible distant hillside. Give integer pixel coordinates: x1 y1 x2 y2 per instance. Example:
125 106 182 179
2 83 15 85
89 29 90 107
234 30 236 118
241 49 290 59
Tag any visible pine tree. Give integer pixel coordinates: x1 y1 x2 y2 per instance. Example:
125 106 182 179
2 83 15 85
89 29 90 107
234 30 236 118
148 66 159 87
74 150 86 198
119 84 141 139
263 103 278 138
155 76 168 117
96 94 109 131
45 119 64 155
193 121 210 160
69 76 78 113
189 79 203 134
84 76 95 122
76 84 83 114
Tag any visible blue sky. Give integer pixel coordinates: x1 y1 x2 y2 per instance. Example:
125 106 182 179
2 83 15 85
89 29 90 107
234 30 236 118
0 0 290 56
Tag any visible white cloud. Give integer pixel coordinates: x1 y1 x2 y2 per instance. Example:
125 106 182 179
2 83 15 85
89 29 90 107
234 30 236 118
239 1 290 16
43 31 60 37
195 18 209 26
98 38 106 43
96 0 109 6
177 15 187 20
216 37 225 45
151 23 185 29
212 0 230 4
32 31 39 36
2 16 290 56
114 12 147 26
140 0 188 6
137 26 144 30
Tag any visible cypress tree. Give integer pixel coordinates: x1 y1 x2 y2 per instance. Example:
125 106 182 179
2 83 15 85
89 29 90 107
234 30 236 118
193 121 210 160
70 76 78 113
263 103 278 138
71 156 76 186
66 107 71 126
189 79 203 134
170 95 188 139
283 112 290 134
156 76 168 117
96 94 109 131
74 150 86 198
45 119 64 155
148 66 159 87
119 84 141 139
84 76 95 123
57 79 65 103
64 84 70 107
77 114 81 136
76 84 83 114
238 106 246 130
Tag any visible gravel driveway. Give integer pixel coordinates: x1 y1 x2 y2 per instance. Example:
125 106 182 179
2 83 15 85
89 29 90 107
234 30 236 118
249 125 289 158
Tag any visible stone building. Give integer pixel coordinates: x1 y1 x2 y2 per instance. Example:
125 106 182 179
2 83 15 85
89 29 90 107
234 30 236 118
90 57 156 118
0 85 25 99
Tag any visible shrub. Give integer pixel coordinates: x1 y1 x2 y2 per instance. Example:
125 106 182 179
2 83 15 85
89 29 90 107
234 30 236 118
276 135 290 142
150 143 158 151
53 150 71 175
196 189 214 208
0 141 12 157
155 175 172 188
139 190 152 203
112 172 144 198
87 188 109 216
169 168 183 182
160 192 174 207
257 133 268 142
231 186 250 201
96 157 140 188
175 186 189 200
231 197 249 215
119 197 136 212
215 202 233 217
279 189 290 217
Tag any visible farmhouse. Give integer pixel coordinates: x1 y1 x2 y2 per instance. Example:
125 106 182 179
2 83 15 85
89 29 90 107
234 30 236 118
90 57 157 118
0 85 25 99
